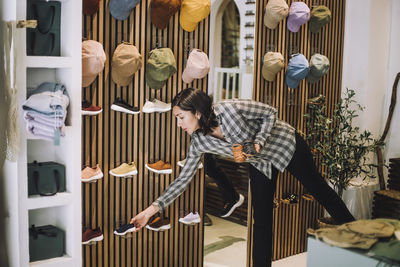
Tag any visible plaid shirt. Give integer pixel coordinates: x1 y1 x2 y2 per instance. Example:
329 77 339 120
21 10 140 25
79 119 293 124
154 99 296 212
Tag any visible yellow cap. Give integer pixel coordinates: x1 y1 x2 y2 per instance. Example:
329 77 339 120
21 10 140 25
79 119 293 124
262 52 284 81
180 0 210 32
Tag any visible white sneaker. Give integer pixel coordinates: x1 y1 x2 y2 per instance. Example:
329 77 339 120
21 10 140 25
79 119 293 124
179 212 201 225
177 158 203 169
142 99 171 113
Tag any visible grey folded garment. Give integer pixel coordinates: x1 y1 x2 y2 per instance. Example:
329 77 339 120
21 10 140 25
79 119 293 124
26 120 65 141
22 90 68 116
24 111 64 128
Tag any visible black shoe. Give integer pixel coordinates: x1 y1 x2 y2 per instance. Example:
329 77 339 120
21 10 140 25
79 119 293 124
203 214 212 226
281 194 298 205
220 194 244 218
113 223 135 235
111 98 140 115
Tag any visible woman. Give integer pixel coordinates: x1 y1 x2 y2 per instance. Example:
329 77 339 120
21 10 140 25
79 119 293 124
131 88 354 266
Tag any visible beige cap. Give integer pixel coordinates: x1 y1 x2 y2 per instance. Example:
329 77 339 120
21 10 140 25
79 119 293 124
82 40 106 87
262 52 284 81
111 42 142 87
180 0 210 32
182 49 210 83
264 0 289 29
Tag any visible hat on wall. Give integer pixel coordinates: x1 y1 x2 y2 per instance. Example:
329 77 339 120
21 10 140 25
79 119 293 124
264 0 289 30
287 2 310 33
182 49 210 83
109 0 141 21
111 43 142 87
83 0 100 15
151 0 182 29
286 54 309 89
262 52 284 81
82 40 107 87
309 5 331 33
307 53 330 83
146 48 177 89
180 0 211 32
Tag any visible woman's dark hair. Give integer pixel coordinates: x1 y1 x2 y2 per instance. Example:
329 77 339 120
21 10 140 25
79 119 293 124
172 88 218 135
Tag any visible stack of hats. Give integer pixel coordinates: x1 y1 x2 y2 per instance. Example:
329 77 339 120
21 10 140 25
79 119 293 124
22 82 69 141
388 158 400 191
373 189 400 220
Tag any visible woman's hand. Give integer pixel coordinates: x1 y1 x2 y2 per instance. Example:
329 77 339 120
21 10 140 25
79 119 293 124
130 204 160 231
254 143 260 153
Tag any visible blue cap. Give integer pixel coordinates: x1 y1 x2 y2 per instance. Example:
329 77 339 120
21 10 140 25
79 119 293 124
109 0 141 21
286 54 309 89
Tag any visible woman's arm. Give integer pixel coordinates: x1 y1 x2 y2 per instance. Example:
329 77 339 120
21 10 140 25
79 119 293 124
235 100 277 149
131 143 202 230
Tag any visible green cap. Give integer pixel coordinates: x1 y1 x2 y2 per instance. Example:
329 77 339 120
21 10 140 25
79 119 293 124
307 53 330 83
145 48 177 89
309 5 331 33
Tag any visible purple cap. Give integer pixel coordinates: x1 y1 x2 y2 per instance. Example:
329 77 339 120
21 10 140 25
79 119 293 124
287 2 310 33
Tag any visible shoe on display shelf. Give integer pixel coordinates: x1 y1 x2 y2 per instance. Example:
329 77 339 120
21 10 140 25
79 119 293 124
145 160 172 174
142 99 171 113
82 228 104 244
81 164 103 182
220 193 245 218
177 158 203 169
111 98 140 115
109 162 138 177
114 223 136 236
146 216 171 231
82 100 102 115
179 212 201 225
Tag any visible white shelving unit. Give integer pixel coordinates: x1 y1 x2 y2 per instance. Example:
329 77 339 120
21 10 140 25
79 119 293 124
3 0 82 266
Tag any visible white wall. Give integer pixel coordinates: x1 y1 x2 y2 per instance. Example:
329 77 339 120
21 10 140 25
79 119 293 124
342 0 400 170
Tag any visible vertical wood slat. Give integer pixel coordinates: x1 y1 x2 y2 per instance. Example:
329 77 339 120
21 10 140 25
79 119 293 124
249 0 346 265
82 1 208 266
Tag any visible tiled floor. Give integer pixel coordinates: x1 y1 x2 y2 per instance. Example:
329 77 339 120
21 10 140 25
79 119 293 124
203 214 307 267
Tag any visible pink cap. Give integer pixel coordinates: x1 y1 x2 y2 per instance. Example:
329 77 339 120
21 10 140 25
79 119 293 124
182 49 210 83
82 40 106 87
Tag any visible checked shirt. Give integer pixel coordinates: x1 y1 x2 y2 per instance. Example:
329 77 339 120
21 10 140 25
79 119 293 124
154 99 296 212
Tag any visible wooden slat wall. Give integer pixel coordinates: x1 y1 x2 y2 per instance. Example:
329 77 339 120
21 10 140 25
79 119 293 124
249 0 346 264
81 1 209 266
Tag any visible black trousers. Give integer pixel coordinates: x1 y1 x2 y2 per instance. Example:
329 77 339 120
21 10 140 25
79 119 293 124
204 153 239 204
250 132 355 267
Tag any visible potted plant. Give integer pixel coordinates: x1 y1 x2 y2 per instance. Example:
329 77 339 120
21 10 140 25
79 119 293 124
304 88 382 198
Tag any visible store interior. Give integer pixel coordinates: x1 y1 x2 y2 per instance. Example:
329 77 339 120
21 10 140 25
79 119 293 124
1 0 400 267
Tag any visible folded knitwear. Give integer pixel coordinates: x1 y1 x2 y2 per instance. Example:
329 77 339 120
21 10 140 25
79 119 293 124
24 111 64 128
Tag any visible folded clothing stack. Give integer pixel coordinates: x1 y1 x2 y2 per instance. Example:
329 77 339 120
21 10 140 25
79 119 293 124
22 82 69 141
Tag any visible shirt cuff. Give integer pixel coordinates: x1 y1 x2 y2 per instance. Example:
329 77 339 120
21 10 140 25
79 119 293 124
152 200 164 213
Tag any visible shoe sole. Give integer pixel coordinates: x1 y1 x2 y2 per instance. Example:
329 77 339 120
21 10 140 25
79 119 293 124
146 224 171 231
82 109 102 115
81 172 104 182
111 104 140 115
82 234 104 244
113 227 136 236
221 194 245 218
145 164 172 174
178 218 201 225
142 107 171 113
109 170 138 177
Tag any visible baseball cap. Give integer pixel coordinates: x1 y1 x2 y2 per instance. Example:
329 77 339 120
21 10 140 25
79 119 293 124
109 0 141 21
83 0 100 15
286 54 309 89
145 48 177 89
287 2 310 33
151 0 181 29
264 0 289 29
262 52 284 81
182 49 210 83
180 0 211 32
307 53 330 83
111 42 142 87
82 40 106 87
309 5 331 33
